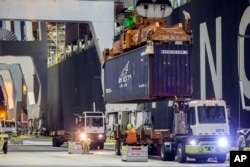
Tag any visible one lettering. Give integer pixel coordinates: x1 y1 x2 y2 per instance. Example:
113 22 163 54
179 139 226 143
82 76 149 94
238 6 250 110
199 17 222 100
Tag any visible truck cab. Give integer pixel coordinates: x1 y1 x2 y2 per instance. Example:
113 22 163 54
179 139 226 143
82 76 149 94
75 111 106 149
0 119 17 136
171 100 230 163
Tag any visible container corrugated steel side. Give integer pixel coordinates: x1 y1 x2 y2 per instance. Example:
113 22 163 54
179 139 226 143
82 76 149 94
138 101 174 129
104 44 192 103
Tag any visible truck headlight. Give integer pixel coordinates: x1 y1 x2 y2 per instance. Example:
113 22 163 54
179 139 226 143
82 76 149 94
98 134 103 138
217 137 228 147
80 133 86 140
189 139 197 145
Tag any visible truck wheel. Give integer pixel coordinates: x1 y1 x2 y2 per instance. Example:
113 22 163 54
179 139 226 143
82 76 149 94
99 143 104 150
196 157 207 162
52 138 57 147
160 144 175 161
53 139 62 147
217 154 226 163
3 143 8 154
91 144 98 150
52 140 56 147
148 144 157 155
160 145 167 161
176 143 186 163
56 142 62 147
115 140 121 156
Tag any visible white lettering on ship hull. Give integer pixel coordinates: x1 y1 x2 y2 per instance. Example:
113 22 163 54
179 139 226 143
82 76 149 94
239 7 250 110
199 6 250 110
200 17 222 100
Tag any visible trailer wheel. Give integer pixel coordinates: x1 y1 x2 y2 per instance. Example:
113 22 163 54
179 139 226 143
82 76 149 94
52 139 56 147
3 142 8 154
58 142 62 147
217 154 226 163
176 143 186 163
52 137 62 147
160 144 175 161
195 157 207 162
99 143 104 150
115 140 121 156
91 144 98 150
56 141 60 147
148 144 157 155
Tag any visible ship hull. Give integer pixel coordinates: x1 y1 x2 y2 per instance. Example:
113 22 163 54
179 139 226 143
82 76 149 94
47 0 250 143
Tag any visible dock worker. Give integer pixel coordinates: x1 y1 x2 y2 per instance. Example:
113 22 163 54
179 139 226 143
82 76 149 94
237 129 246 151
124 123 137 145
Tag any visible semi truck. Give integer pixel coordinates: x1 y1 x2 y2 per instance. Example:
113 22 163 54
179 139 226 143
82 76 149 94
106 99 230 163
53 111 106 149
103 0 230 163
0 119 17 135
73 111 106 149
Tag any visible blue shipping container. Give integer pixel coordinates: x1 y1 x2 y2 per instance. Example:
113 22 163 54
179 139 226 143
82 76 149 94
104 44 192 103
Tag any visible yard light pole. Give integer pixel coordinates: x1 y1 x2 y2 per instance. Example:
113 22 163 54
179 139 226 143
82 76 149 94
92 76 101 112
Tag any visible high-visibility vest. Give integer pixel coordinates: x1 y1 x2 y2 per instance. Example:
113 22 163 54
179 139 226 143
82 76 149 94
237 134 246 148
125 129 137 144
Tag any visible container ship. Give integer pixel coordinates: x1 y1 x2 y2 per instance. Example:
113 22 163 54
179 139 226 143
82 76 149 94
0 0 242 142
45 0 250 142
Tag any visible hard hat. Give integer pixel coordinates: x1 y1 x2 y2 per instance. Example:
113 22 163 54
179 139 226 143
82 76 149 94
127 124 132 130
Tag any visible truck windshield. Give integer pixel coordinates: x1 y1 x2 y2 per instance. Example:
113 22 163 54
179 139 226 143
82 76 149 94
198 106 226 124
1 120 16 127
0 120 16 133
86 117 103 127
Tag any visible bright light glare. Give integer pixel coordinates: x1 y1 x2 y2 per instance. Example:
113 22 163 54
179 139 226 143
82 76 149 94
80 133 86 139
189 139 196 145
98 134 103 138
218 137 228 147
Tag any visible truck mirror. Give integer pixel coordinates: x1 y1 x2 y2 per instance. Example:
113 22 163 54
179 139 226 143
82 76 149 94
107 126 111 131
